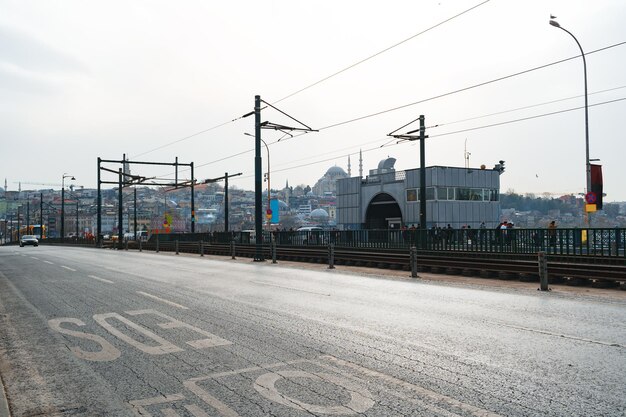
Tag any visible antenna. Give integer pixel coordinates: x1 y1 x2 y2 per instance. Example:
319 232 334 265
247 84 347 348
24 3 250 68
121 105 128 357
464 138 471 169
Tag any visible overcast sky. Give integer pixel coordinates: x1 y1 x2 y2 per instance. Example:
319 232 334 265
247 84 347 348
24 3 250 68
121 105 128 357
1 0 625 201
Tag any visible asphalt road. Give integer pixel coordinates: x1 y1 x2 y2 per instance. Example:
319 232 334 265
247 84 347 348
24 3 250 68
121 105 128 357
0 245 624 417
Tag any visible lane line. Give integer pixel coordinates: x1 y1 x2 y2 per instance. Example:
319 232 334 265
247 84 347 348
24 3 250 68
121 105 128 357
61 266 77 272
88 275 114 284
30 256 40 260
136 291 189 310
43 260 54 265
251 280 331 297
493 322 625 348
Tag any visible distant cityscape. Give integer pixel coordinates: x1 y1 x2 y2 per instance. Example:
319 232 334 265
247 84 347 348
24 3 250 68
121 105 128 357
1 161 625 241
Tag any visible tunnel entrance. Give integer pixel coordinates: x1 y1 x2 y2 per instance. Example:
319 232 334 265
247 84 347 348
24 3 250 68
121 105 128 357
365 193 402 229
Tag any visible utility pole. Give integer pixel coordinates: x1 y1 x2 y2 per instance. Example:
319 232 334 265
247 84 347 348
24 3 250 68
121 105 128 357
97 157 102 247
225 172 229 233
134 187 137 239
40 193 43 239
254 95 264 261
419 115 427 239
26 201 30 234
191 161 195 233
118 168 123 248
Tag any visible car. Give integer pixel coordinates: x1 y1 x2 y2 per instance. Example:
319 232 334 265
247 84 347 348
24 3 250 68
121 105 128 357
20 235 39 247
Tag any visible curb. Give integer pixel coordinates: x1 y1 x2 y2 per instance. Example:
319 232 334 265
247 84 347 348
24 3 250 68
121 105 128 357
0 379 9 417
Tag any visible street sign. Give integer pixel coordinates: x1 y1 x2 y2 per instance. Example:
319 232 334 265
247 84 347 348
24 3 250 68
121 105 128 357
585 204 597 213
585 192 597 204
266 209 272 215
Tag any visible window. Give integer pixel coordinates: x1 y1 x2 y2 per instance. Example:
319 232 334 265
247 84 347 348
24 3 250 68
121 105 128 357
426 187 435 200
469 188 484 201
406 189 417 202
456 188 470 200
489 189 499 201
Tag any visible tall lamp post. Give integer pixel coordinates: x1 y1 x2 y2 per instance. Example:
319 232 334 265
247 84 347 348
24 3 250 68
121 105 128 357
549 18 591 196
61 173 75 240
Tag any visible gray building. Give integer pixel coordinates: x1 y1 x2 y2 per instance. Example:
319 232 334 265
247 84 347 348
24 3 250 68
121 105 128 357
336 158 502 230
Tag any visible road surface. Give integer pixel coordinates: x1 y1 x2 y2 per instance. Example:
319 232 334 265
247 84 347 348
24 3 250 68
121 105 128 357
0 245 624 416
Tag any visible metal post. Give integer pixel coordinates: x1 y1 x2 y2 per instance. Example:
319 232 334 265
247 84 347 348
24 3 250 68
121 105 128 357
254 95 264 261
191 161 195 233
328 243 335 269
231 238 236 260
538 251 550 291
224 172 229 233
26 201 30 234
271 237 277 264
61 182 65 241
156 238 159 253
118 168 123 250
200 240 204 257
134 187 137 240
125 239 129 251
139 238 143 252
40 192 43 239
410 246 418 278
76 199 79 239
97 157 102 247
419 115 427 249
175 239 179 255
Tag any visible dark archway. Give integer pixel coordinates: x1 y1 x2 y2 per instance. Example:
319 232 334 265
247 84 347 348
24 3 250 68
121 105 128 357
365 193 402 229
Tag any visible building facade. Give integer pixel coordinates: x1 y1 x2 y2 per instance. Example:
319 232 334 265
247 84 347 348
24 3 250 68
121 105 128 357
336 158 502 230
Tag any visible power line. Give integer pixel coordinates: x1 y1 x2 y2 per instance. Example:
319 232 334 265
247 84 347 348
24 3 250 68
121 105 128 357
430 85 626 129
272 0 491 104
317 41 626 131
131 115 248 159
230 96 626 180
427 97 626 139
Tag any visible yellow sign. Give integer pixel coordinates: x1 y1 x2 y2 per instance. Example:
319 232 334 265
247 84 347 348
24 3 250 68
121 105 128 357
585 204 597 213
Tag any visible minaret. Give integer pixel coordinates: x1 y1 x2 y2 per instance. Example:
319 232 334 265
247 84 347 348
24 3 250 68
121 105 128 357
359 149 363 178
347 155 352 177
4 178 7 191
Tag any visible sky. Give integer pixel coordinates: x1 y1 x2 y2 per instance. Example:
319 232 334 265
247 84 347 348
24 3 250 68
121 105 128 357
1 0 625 201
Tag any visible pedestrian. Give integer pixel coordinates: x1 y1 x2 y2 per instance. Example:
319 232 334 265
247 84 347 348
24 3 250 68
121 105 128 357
548 220 557 248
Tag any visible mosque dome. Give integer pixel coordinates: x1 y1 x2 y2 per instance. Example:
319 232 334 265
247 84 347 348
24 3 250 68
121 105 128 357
310 208 329 219
325 166 347 177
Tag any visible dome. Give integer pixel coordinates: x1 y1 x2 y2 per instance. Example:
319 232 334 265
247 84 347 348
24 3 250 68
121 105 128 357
310 208 329 219
325 166 347 177
377 157 396 171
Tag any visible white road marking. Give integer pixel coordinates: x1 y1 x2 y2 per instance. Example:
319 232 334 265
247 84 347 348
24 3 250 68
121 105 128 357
127 309 231 348
61 266 77 272
136 291 189 310
254 370 374 414
30 256 40 260
43 260 54 265
48 318 121 362
251 280 331 296
493 322 626 348
93 312 183 355
88 275 114 284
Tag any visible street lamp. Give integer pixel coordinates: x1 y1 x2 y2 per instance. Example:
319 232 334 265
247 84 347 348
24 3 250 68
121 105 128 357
61 173 75 240
549 17 591 196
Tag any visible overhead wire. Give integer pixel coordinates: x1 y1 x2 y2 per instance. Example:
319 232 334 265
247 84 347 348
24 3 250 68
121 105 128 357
228 96 626 181
129 1 492 160
272 0 491 104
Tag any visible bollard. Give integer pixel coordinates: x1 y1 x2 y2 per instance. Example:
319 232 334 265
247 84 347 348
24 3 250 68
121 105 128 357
231 239 236 260
538 251 550 291
156 238 159 253
200 240 204 257
410 246 418 278
125 240 129 251
139 239 143 252
175 240 179 255
271 239 277 264
328 243 335 269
